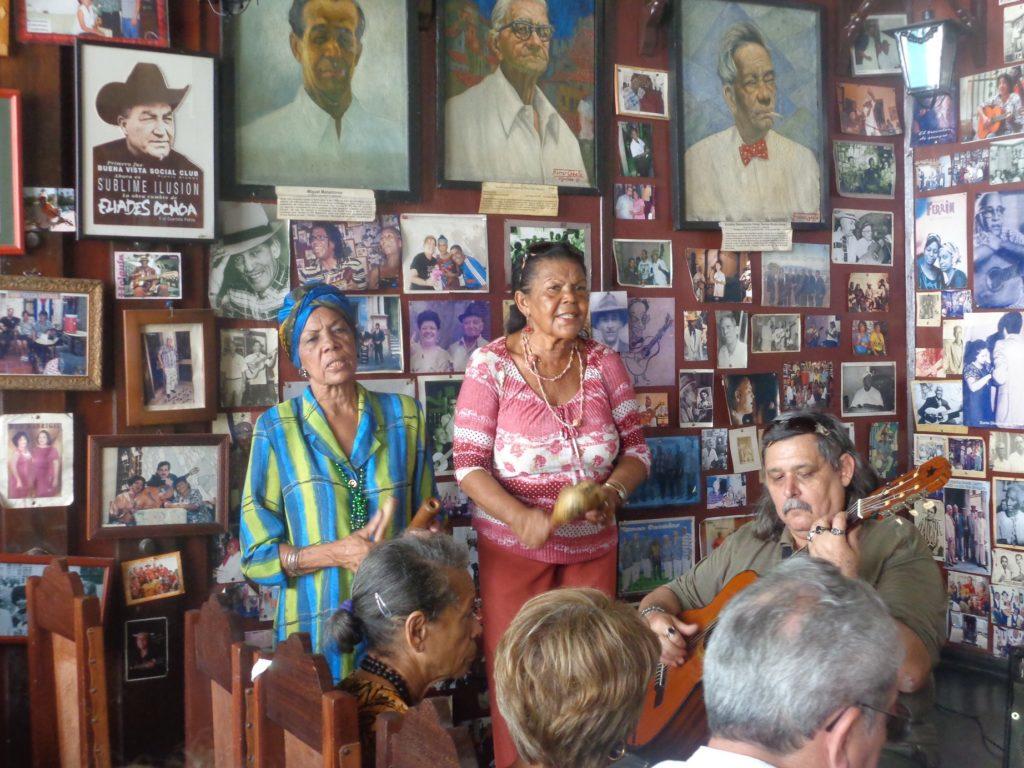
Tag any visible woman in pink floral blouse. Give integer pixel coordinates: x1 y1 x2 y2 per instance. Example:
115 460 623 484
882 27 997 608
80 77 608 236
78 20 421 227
453 241 650 768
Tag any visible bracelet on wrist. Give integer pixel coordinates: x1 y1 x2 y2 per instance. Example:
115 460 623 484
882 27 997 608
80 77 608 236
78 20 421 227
604 479 629 504
639 604 668 620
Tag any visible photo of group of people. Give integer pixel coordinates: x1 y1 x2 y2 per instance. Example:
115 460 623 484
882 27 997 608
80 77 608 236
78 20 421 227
705 474 746 509
834 141 896 198
505 222 590 290
686 249 752 304
831 209 893 265
219 329 278 409
613 240 671 287
0 290 91 377
805 315 840 349
851 320 887 356
613 184 656 220
836 84 901 136
751 314 800 354
762 245 830 308
102 444 218 528
914 155 952 192
990 139 1024 184
948 436 986 478
940 480 991 575
629 437 699 508
0 561 106 638
408 301 490 374
401 214 488 293
847 273 891 312
781 362 832 412
617 517 693 599
291 216 402 291
122 552 184 606
952 149 989 185
701 428 728 471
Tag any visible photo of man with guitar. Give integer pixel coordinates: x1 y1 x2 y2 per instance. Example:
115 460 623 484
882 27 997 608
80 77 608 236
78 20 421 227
634 410 946 766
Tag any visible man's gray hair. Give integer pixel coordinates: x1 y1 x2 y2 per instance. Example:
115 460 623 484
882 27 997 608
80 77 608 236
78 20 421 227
490 0 549 36
704 557 901 754
717 21 769 86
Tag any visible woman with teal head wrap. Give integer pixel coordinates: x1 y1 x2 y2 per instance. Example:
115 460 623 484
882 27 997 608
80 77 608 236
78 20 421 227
241 283 436 680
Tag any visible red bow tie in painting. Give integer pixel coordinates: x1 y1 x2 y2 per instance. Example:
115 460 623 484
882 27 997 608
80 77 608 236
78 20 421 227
739 139 769 165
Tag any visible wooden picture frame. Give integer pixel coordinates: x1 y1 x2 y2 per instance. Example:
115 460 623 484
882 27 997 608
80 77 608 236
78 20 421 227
0 275 103 390
75 41 217 242
122 308 216 426
670 0 828 229
436 0 605 193
221 0 419 200
0 554 113 643
16 0 170 48
87 433 229 540
0 89 23 254
121 551 185 606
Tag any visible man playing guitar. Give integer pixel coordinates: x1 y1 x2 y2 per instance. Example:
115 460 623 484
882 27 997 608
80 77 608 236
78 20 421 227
638 410 945 767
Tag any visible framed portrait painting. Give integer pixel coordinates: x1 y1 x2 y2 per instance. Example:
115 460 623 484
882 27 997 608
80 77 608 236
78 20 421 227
122 308 216 426
437 0 603 191
0 275 103 390
671 0 827 229
222 0 418 197
75 41 217 241
17 0 169 48
87 433 228 540
0 90 23 254
0 413 74 508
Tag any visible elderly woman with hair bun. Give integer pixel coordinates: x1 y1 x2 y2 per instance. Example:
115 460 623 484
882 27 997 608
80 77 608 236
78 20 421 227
494 587 659 768
241 284 435 681
327 533 481 767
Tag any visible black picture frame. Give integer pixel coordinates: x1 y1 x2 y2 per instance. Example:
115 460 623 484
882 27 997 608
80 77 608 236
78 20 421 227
436 0 605 194
669 0 829 230
220 0 420 201
74 40 218 243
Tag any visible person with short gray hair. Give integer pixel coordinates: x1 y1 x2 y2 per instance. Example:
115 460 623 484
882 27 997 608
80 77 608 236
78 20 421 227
652 557 903 768
328 533 481 767
639 409 945 767
683 19 821 223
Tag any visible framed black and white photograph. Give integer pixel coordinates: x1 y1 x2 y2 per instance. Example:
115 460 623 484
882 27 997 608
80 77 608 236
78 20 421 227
0 555 112 642
617 121 654 177
291 215 402 291
990 432 1024 474
723 372 779 426
715 310 748 369
850 14 905 75
963 311 1024 429
224 0 417 197
623 297 675 388
995 476 1024 550
87 433 228 540
0 413 73 509
992 547 1024 585
505 220 592 291
124 617 169 682
419 375 463 476
678 370 714 428
914 155 951 192
682 311 709 362
401 214 488 293
686 248 752 303
911 379 964 433
617 516 694 599
672 0 826 228
831 208 893 265
833 141 896 199
840 362 896 417
761 244 829 308
440 0 601 190
0 275 103 390
614 64 669 120
628 436 700 508
613 240 671 288
114 251 182 300
781 361 831 412
701 428 729 471
76 41 216 241
750 313 799 354
209 203 291 321
942 320 965 375
408 300 491 374
123 308 216 426
219 328 279 409
916 292 941 327
729 425 761 472
942 479 991 577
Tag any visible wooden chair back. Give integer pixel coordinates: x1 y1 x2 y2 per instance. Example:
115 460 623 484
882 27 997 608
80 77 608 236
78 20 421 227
375 698 477 768
26 558 111 768
184 594 256 767
250 633 361 768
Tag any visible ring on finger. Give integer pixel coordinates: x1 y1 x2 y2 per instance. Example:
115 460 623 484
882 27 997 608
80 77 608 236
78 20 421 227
829 527 845 536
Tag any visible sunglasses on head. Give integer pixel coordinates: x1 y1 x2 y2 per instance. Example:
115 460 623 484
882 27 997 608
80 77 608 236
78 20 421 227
764 414 835 448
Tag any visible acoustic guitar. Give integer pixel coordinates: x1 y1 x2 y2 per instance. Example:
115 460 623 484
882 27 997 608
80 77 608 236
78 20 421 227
978 105 1009 140
628 456 952 760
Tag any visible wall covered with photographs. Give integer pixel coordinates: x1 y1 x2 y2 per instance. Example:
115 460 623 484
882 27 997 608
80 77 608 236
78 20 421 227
909 6 1024 659
5 0 1003 761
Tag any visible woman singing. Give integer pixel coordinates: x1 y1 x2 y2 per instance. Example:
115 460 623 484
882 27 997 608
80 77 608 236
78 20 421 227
453 241 650 767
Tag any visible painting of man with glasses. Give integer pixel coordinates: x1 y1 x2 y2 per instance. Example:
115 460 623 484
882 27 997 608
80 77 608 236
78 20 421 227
441 0 597 189
675 1 826 227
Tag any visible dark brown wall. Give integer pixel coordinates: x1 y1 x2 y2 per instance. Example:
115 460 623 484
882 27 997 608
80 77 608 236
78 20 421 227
0 0 934 762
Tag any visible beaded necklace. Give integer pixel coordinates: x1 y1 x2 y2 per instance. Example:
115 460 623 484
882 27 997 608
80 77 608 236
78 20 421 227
360 655 413 706
520 331 586 472
332 460 370 530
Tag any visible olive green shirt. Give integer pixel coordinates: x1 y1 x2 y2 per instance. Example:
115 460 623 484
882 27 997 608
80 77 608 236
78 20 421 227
665 516 947 764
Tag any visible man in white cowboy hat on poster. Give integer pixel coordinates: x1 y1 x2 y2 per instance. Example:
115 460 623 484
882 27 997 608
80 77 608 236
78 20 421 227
93 61 203 227
209 204 291 321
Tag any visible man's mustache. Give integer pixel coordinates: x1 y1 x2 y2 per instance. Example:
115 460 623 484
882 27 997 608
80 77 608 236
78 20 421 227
781 498 812 514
